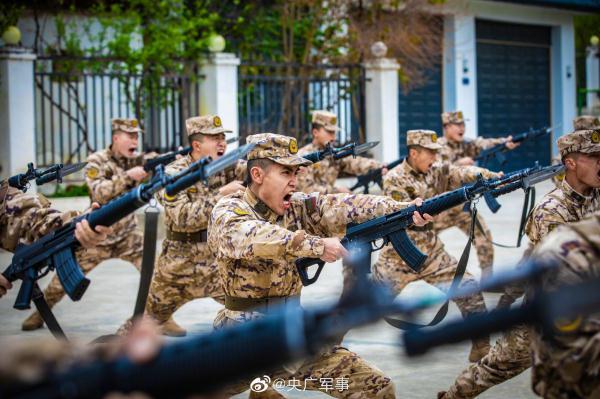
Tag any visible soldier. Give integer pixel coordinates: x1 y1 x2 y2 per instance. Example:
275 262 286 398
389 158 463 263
144 115 245 337
371 129 500 363
528 211 600 398
439 128 600 398
0 179 111 297
297 110 385 194
552 115 600 187
21 118 159 331
436 111 518 282
208 133 431 398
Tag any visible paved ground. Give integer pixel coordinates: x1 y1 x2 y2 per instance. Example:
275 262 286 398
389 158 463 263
0 179 553 398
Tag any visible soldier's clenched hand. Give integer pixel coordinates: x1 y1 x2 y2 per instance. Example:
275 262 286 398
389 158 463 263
320 237 349 263
410 197 434 227
126 166 148 182
219 180 245 196
504 135 520 150
74 202 113 249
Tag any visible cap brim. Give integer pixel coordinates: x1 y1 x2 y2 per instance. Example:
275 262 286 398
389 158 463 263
268 156 312 166
422 143 443 150
199 127 233 135
324 125 341 132
579 145 600 154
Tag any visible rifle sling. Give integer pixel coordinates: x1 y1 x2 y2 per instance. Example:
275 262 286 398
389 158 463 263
133 207 160 318
32 283 67 340
467 187 536 249
384 208 475 330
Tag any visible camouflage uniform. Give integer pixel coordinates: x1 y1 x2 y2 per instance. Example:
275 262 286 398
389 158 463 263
145 115 245 328
530 212 600 398
40 119 146 307
552 116 600 187
371 130 494 362
436 111 504 279
21 118 147 330
209 133 408 398
0 181 79 251
440 128 600 399
297 111 382 194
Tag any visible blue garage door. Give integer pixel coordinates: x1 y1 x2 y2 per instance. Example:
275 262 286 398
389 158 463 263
398 65 443 158
476 20 552 172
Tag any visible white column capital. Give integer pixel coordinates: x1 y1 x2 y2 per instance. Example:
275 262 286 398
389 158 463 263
203 52 241 67
363 57 401 71
0 47 37 61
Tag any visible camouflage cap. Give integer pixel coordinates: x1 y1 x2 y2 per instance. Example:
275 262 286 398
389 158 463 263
407 129 443 150
558 129 600 157
311 110 340 132
441 111 466 125
573 115 600 131
246 133 312 166
111 118 143 134
186 115 233 136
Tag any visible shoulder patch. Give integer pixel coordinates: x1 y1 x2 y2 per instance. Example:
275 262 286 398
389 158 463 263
554 315 581 333
391 191 402 201
233 207 250 216
86 167 100 179
163 192 178 202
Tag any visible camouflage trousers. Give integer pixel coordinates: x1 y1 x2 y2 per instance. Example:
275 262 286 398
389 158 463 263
434 207 494 278
372 246 487 318
441 325 531 399
531 329 600 398
214 312 396 398
41 230 143 307
145 239 225 324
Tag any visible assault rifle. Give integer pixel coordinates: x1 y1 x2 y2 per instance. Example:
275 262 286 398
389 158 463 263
2 144 255 312
350 157 405 194
475 126 556 167
301 141 379 163
143 147 192 172
142 137 240 172
466 162 565 214
3 254 574 398
8 162 87 192
295 163 564 285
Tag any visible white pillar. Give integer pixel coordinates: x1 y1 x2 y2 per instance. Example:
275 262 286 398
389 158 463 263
443 14 478 139
199 53 241 149
586 45 600 113
363 57 400 162
0 48 37 185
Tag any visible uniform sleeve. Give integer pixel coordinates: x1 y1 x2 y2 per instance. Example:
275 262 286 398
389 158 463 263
447 164 499 189
315 193 411 237
159 186 221 231
339 155 382 176
1 190 78 251
470 136 506 156
383 172 413 202
297 166 331 194
209 206 324 261
525 203 566 246
85 156 135 204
